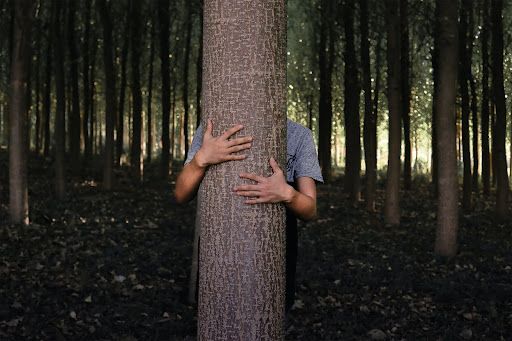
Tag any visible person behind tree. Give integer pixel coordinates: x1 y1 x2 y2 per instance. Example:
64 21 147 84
174 118 323 312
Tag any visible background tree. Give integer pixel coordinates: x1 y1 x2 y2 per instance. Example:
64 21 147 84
130 0 143 181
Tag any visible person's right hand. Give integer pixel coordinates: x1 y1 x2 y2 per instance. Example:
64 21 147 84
194 119 253 168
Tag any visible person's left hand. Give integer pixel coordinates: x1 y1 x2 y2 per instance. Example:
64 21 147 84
233 157 294 204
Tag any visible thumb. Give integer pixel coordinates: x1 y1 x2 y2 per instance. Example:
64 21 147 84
269 157 281 174
205 119 213 137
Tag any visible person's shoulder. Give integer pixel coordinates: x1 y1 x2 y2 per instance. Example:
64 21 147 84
287 119 312 139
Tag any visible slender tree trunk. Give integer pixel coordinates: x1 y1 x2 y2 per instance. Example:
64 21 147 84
318 0 333 182
116 5 130 166
384 0 402 226
491 0 509 219
467 4 479 193
481 0 490 196
130 0 143 180
67 0 81 173
34 37 41 154
53 0 66 199
147 22 155 163
459 0 472 210
431 2 440 194
43 22 52 158
434 0 459 258
401 0 412 190
83 0 92 162
361 0 376 212
9 0 34 224
198 0 287 338
196 0 203 128
158 0 171 178
89 35 97 158
183 4 192 158
98 0 116 189
343 0 361 205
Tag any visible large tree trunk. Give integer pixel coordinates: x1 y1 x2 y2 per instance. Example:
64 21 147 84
147 21 155 163
83 0 92 162
400 0 412 190
182 3 192 158
361 0 377 212
481 0 490 196
491 0 509 219
434 0 459 258
53 0 66 199
9 0 34 224
158 0 171 178
459 0 472 211
130 0 143 180
343 0 361 205
198 0 287 338
67 0 80 173
384 0 402 226
98 0 116 189
317 0 334 182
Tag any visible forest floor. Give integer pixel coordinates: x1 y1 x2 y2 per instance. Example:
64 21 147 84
1 155 512 340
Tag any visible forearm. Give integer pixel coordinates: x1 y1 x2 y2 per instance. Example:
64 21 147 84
283 185 317 221
174 157 207 204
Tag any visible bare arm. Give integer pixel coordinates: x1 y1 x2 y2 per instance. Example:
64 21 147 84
233 158 318 221
174 119 253 204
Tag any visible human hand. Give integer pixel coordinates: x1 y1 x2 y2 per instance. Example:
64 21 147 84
233 157 295 204
195 119 253 168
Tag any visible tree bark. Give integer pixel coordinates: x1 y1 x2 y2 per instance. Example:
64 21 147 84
9 0 34 224
481 0 490 196
53 0 66 200
43 13 52 158
34 37 41 154
431 1 440 194
459 0 472 211
434 0 459 259
491 0 509 219
83 0 92 162
158 0 171 178
198 0 287 338
384 0 402 226
400 0 412 190
343 0 361 205
130 0 143 180
467 3 478 194
196 0 203 128
98 0 116 189
147 21 155 163
116 4 130 166
183 3 193 158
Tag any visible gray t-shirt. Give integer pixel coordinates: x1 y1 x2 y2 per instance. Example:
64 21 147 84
185 119 324 183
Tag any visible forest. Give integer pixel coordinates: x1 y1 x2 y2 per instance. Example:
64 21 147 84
2 0 512 340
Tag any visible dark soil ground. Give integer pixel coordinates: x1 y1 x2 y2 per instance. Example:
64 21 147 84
1 155 512 340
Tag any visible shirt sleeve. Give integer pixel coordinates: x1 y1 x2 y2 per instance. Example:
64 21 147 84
184 124 204 165
294 129 324 183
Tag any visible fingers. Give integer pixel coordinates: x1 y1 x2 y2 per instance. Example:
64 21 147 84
233 184 259 192
239 172 265 183
226 136 253 147
225 154 247 161
269 157 282 174
205 119 213 136
234 190 261 198
228 143 252 153
221 124 244 140
245 198 266 205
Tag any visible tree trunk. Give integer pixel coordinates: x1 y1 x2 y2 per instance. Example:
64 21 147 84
83 0 92 162
434 0 459 259
343 0 361 205
198 0 287 338
196 0 203 128
467 4 478 193
158 0 171 178
183 4 192 159
67 0 81 173
147 21 155 163
481 0 490 196
431 1 440 194
34 36 41 154
130 0 143 180
117 5 130 166
9 0 34 224
98 0 116 189
43 17 52 158
361 0 377 212
384 0 402 227
491 0 509 219
459 0 472 211
318 0 333 182
53 0 66 200
89 34 97 158
400 0 412 190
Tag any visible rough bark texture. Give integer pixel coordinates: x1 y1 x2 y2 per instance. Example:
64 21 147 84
9 0 34 224
343 0 361 205
158 0 171 178
196 0 203 128
98 0 116 189
481 0 490 196
198 0 287 339
491 0 509 219
434 0 459 258
400 0 412 190
384 0 402 226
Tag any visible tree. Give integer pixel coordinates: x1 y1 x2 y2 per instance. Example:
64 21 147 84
400 0 412 190
491 0 509 219
130 0 143 180
158 0 171 178
384 0 402 226
9 0 34 224
182 2 192 158
343 0 361 205
97 0 116 189
42 8 52 158
82 0 92 162
147 18 155 163
481 0 490 196
434 0 459 258
198 0 287 338
116 4 130 166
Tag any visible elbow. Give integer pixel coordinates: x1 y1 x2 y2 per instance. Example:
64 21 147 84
300 206 318 222
173 187 189 205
